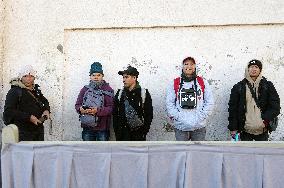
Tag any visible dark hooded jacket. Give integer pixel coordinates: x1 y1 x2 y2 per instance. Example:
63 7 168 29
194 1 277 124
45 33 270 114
113 83 153 141
3 78 50 133
228 68 280 132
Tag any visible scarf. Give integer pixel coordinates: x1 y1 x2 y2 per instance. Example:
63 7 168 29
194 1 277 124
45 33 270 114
181 72 197 82
89 80 105 89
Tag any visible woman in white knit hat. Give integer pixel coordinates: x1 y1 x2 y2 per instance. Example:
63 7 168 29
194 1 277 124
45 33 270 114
3 65 50 141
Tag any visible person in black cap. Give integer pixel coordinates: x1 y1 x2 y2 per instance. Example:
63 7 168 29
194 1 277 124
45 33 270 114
228 59 280 141
113 65 153 141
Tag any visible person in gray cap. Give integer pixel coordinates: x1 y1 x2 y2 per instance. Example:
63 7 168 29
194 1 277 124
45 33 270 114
228 59 280 141
3 65 50 141
113 65 153 141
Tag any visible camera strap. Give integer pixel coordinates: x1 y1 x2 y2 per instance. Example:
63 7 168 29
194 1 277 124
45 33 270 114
26 89 45 109
178 77 198 92
193 78 198 93
246 80 261 109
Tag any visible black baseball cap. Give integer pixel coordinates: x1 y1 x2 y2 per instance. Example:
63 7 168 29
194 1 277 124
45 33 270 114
118 66 139 76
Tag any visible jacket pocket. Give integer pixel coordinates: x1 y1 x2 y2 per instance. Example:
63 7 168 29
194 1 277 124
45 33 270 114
175 110 198 130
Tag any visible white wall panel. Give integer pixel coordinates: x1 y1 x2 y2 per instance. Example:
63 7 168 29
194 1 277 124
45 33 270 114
63 26 284 140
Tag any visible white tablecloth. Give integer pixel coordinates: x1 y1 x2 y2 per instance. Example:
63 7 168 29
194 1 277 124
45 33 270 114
2 142 284 188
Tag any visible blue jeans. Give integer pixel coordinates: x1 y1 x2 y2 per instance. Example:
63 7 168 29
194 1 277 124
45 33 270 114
82 128 109 141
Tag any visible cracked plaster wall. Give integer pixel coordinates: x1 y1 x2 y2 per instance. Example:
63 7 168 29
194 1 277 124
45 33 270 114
1 0 284 141
0 0 6 140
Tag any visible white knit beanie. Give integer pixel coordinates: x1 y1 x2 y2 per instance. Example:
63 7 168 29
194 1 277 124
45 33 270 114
18 65 36 78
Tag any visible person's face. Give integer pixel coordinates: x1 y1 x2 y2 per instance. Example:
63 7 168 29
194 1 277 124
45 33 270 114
123 74 136 89
248 65 261 78
182 60 196 76
21 74 35 88
90 73 104 82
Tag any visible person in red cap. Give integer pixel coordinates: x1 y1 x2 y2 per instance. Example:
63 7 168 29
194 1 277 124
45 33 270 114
166 57 214 141
228 59 280 141
113 65 153 141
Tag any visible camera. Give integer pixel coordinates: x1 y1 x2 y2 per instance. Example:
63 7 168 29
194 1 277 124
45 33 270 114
179 88 197 109
38 115 48 124
82 105 90 110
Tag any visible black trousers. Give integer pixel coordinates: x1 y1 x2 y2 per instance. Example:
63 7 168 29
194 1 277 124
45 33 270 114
19 130 44 141
115 126 146 141
240 131 269 141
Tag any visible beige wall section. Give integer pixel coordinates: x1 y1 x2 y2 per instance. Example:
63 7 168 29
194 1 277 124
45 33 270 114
0 0 6 132
63 0 284 28
63 26 284 141
0 0 3 141
1 0 284 140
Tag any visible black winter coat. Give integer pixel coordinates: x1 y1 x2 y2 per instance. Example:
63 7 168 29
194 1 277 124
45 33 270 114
228 77 280 132
3 85 50 133
113 87 153 141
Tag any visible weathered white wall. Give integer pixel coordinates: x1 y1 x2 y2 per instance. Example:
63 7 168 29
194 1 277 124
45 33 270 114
0 0 5 141
1 0 284 140
64 26 284 141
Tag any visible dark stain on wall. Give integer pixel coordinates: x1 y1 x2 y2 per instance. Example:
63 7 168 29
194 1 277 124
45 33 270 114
207 79 220 86
57 44 63 53
127 57 159 75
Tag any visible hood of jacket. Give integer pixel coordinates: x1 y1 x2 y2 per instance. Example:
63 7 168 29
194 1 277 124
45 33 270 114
244 63 265 135
245 64 263 91
9 78 29 89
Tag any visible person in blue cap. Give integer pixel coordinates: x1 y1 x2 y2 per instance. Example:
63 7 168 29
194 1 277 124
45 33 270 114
75 62 114 141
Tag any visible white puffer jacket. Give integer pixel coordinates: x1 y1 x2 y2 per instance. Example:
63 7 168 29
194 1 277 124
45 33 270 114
166 77 214 131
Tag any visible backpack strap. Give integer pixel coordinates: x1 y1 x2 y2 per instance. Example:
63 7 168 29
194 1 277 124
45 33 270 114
85 85 114 97
118 88 146 104
141 88 146 104
174 77 181 98
101 90 114 98
245 78 269 110
196 76 205 93
246 81 258 103
140 88 147 123
117 89 123 101
82 86 92 104
174 76 205 97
